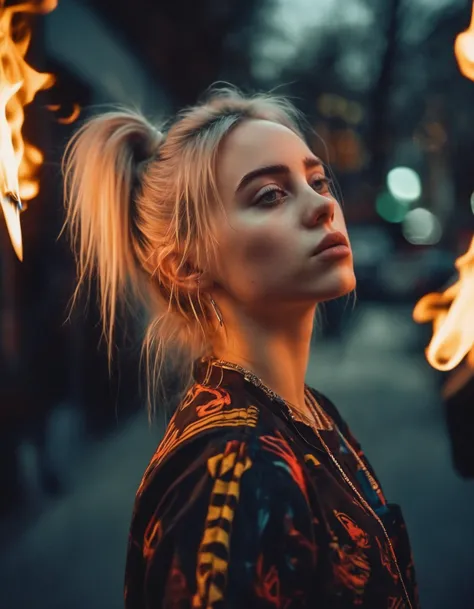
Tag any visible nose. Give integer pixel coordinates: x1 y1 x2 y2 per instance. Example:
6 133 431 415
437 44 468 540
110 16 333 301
304 192 335 228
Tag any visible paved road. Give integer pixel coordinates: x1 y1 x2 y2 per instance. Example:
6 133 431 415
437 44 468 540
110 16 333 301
1 303 473 609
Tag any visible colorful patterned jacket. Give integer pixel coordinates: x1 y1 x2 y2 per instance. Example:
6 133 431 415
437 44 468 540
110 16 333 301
124 359 420 609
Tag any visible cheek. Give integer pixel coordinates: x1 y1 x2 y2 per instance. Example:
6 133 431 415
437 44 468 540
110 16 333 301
228 231 288 300
216 223 293 297
239 226 290 268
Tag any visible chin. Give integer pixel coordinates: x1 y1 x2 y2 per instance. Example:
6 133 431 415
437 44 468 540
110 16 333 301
313 269 357 303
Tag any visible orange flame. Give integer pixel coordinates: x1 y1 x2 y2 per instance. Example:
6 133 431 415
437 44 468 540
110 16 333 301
455 1 474 81
0 0 57 261
413 236 474 371
46 102 81 125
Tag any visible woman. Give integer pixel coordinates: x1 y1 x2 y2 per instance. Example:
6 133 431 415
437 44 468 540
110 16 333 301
63 87 420 608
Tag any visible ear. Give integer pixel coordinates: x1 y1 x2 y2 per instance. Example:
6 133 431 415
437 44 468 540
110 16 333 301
158 250 214 292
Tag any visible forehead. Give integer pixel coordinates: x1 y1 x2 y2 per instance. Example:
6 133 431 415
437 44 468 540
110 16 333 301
217 119 312 189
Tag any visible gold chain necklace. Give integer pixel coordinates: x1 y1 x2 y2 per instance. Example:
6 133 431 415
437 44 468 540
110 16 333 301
208 357 329 429
206 357 413 609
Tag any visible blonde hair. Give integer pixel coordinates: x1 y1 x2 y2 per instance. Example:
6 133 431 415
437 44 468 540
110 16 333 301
62 86 306 421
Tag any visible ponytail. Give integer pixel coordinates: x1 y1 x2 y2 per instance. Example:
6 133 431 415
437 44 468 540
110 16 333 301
62 110 162 361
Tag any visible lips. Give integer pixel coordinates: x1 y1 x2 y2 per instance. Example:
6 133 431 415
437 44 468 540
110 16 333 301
311 231 349 256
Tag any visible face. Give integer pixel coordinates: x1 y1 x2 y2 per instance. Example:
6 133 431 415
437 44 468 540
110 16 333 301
210 119 356 311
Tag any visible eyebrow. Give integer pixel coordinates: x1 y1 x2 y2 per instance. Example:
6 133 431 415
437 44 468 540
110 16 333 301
235 156 323 194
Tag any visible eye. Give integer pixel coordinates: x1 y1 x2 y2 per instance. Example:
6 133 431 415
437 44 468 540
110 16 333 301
310 175 332 194
254 186 287 208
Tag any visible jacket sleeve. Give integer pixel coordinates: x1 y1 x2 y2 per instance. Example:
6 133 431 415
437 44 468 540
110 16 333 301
127 434 319 609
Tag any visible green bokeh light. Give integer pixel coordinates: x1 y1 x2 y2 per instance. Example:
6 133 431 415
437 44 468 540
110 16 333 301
375 191 408 223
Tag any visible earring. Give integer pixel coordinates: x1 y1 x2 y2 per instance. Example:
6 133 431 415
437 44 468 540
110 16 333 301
210 297 224 326
196 275 223 326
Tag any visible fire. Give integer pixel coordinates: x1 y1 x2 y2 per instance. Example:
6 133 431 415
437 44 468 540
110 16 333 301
455 1 474 81
413 3 474 374
0 0 57 261
413 236 474 371
46 102 81 125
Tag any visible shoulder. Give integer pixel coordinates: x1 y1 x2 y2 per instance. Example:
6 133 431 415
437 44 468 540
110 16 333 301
154 382 261 467
136 378 313 499
137 382 296 496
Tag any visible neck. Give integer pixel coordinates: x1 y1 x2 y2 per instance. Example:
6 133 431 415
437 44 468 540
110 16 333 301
211 299 317 416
